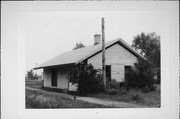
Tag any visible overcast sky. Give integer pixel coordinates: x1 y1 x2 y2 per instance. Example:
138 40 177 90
21 11 167 73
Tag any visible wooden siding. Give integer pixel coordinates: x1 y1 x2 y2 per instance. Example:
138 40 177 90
43 68 51 87
43 67 69 89
87 43 138 82
57 68 68 89
43 67 78 91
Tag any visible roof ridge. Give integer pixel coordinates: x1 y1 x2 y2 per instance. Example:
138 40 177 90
34 38 146 69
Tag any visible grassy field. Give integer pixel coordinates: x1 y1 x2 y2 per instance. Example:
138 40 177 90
26 79 43 89
26 89 108 108
26 79 108 108
88 87 160 107
26 79 160 108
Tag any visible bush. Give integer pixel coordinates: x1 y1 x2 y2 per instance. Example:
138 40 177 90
126 59 155 91
119 82 125 88
149 85 156 91
141 86 150 93
70 64 104 95
131 93 142 102
27 70 38 79
107 89 118 95
108 79 119 89
118 89 127 95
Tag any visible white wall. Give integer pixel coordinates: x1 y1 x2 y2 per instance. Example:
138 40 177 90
57 68 68 89
88 43 138 82
43 67 69 89
43 68 51 87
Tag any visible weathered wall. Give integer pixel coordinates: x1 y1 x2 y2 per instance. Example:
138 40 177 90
43 68 51 87
57 68 68 89
88 43 138 82
43 67 68 89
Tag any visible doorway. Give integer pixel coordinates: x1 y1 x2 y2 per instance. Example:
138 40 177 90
106 65 111 82
125 66 131 83
51 68 57 86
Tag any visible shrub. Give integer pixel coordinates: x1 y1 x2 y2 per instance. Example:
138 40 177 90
141 86 150 93
118 89 127 95
70 64 104 95
126 59 155 91
107 89 118 95
119 82 125 88
131 93 142 102
27 70 38 79
149 85 156 91
108 79 119 89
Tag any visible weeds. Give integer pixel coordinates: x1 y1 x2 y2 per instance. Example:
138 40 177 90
26 89 108 108
130 93 142 102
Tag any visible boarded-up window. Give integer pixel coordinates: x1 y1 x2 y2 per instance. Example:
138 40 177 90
111 64 124 82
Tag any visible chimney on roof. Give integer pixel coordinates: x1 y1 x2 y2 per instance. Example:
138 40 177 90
94 34 101 45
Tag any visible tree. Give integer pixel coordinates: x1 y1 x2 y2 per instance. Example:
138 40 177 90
132 32 160 67
126 59 155 92
27 70 34 79
27 69 38 79
73 42 85 50
132 32 160 83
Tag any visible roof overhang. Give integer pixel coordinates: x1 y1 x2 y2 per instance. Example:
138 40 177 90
33 63 75 70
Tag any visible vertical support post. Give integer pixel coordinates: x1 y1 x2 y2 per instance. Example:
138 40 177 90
102 17 106 90
68 67 70 91
35 63 38 76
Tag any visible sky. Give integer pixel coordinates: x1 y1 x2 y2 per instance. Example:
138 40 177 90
21 11 167 74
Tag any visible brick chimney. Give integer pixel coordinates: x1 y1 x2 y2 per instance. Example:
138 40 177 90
94 34 101 45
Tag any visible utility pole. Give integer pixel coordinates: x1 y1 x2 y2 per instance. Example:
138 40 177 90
35 63 38 75
102 17 106 90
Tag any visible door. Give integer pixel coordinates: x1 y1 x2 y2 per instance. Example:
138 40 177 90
125 66 131 83
111 64 124 82
51 68 57 86
106 65 111 82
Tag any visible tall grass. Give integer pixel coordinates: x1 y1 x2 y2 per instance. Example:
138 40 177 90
88 87 160 107
26 89 108 108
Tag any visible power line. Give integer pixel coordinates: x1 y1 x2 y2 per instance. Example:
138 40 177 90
28 17 56 40
48 18 75 37
49 18 98 44
37 19 77 42
33 18 77 44
28 18 75 43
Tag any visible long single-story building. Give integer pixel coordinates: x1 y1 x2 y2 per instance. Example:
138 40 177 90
34 35 145 91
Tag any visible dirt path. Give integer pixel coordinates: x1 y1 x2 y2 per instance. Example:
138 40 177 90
76 96 144 108
26 87 145 108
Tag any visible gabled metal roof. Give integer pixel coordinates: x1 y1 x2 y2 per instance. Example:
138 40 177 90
34 38 146 69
